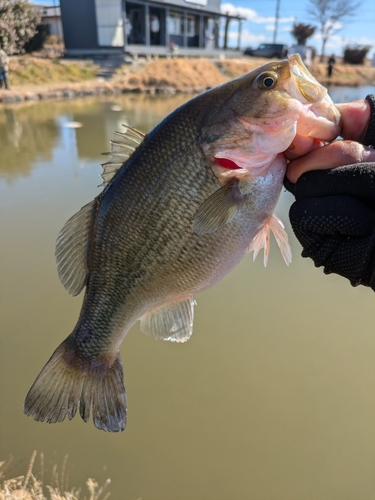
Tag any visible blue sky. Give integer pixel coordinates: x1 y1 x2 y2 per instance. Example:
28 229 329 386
221 0 375 58
34 0 375 58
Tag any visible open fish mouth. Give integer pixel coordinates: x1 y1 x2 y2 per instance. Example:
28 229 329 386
287 54 341 141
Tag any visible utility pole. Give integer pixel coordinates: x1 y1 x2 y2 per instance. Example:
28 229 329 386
273 0 280 43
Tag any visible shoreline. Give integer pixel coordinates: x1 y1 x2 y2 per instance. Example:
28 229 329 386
1 56 374 105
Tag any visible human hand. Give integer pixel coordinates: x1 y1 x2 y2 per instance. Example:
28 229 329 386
284 94 375 290
285 98 375 184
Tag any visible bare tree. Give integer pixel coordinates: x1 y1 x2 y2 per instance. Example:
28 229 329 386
307 0 361 60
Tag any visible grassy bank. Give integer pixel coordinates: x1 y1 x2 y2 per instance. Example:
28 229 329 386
114 56 375 90
1 55 374 103
9 56 99 86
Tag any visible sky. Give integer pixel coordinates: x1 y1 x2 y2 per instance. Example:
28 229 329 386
221 0 375 58
34 0 375 58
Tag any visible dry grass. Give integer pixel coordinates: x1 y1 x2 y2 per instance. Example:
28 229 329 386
217 57 375 86
114 57 375 92
115 57 227 92
308 61 375 86
2 55 375 100
0 452 110 500
9 56 99 86
215 58 271 78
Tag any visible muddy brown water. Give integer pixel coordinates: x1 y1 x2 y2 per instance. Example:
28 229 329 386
1 87 375 500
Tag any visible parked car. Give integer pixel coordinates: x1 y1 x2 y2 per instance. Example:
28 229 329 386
244 43 288 59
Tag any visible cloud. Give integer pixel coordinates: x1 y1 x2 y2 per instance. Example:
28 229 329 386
221 2 294 24
219 26 266 47
234 29 266 46
265 24 292 32
345 35 375 47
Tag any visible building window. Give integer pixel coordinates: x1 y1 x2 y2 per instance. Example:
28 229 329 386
187 14 199 47
167 11 184 36
150 7 165 46
187 15 196 37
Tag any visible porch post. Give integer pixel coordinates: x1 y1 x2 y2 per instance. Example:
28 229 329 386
183 11 188 48
166 8 170 47
199 14 204 48
145 3 150 46
122 0 127 53
237 18 242 50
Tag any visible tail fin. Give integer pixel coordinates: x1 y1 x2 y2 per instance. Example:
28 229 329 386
24 341 127 432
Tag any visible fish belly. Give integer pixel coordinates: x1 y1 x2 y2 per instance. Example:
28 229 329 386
89 160 285 330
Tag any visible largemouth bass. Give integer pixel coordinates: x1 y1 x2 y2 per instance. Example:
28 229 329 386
24 55 341 432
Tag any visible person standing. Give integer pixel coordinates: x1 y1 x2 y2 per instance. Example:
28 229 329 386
0 45 9 90
327 54 336 78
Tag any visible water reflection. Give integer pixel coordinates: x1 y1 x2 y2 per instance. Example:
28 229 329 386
1 85 369 181
1 88 375 500
0 105 59 182
0 94 190 182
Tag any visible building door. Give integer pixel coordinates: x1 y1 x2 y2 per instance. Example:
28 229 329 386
149 7 165 46
126 3 145 44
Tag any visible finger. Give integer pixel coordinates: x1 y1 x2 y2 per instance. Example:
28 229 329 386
285 100 371 163
284 136 322 160
336 100 371 141
286 140 375 184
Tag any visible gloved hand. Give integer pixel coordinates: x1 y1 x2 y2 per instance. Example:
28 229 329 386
285 164 375 289
285 94 375 290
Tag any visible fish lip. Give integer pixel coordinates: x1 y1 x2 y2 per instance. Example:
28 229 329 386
287 54 342 140
287 54 327 103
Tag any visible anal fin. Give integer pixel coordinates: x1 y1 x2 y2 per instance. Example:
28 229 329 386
249 213 292 267
140 297 195 343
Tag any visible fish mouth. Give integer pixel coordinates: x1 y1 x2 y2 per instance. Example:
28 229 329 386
287 54 341 141
288 54 326 103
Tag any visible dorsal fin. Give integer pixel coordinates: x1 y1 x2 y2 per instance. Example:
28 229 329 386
100 125 146 187
55 200 96 296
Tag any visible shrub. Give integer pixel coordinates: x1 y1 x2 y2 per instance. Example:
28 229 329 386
343 45 371 64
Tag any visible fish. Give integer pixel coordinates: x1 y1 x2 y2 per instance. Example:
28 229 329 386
24 54 341 432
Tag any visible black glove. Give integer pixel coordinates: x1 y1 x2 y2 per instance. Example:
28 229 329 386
285 164 375 290
285 94 375 290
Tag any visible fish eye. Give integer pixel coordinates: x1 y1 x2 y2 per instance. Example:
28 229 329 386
255 72 278 90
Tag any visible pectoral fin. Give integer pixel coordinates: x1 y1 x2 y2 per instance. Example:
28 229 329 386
193 179 246 235
249 213 292 267
55 200 96 296
140 297 195 343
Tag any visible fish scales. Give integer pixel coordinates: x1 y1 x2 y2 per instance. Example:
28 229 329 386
24 55 341 432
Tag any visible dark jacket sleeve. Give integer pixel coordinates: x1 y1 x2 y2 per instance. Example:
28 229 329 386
285 94 375 290
363 94 375 148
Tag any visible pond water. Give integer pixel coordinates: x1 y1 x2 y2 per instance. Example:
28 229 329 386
1 86 375 500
